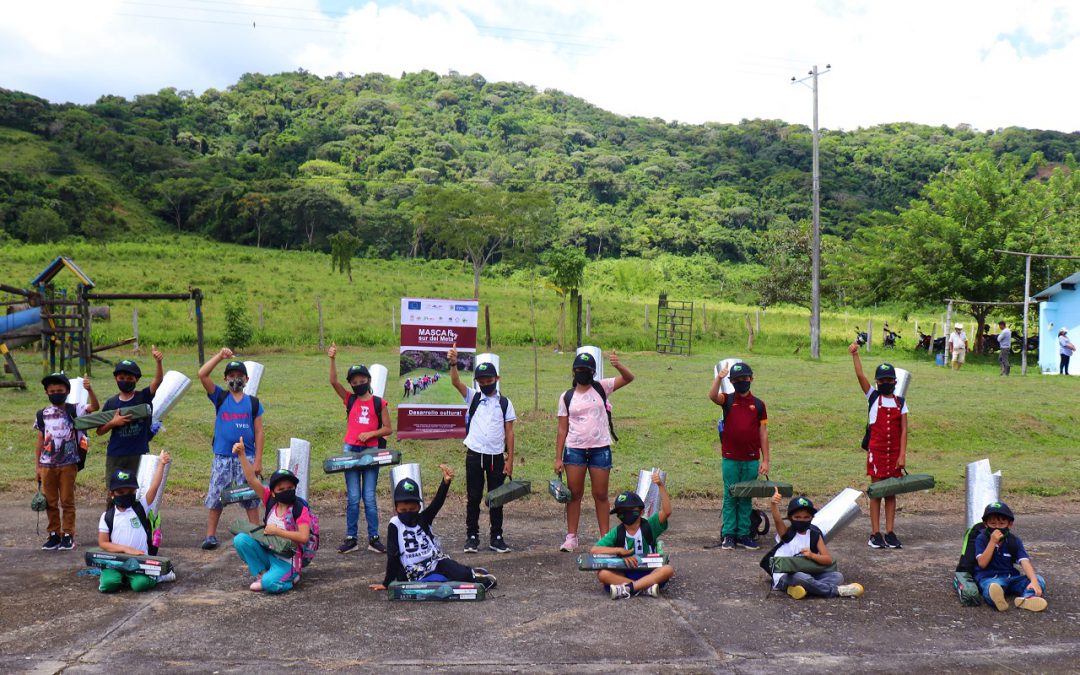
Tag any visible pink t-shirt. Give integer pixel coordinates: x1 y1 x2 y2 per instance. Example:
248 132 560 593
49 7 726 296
557 378 616 448
344 396 381 447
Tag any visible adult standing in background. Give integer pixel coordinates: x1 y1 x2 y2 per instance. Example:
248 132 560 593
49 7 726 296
996 321 1011 376
947 323 968 371
1059 329 1076 375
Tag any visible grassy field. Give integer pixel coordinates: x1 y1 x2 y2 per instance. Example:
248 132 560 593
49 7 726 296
2 341 1077 501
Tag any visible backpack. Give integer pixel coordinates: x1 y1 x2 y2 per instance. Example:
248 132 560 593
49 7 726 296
615 518 657 555
563 382 618 442
759 523 824 574
213 389 260 447
465 391 509 439
861 390 905 451
345 394 387 449
265 494 319 568
718 394 765 439
37 404 89 471
105 500 158 556
954 523 1020 576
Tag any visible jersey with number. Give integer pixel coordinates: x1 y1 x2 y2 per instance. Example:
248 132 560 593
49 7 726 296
390 515 441 570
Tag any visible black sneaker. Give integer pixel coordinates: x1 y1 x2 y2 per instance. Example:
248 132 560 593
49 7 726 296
201 536 219 550
883 531 902 549
867 533 887 549
736 536 760 550
41 532 61 551
367 536 386 554
489 536 510 553
473 571 497 590
58 534 75 551
463 536 480 553
720 535 735 550
338 537 359 554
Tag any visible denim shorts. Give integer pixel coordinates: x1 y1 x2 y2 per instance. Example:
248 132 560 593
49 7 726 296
563 446 612 470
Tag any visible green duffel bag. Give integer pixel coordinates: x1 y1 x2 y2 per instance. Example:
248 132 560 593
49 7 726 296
769 555 838 575
867 470 935 499
485 480 531 508
728 475 793 498
74 404 153 431
953 571 981 607
229 518 295 558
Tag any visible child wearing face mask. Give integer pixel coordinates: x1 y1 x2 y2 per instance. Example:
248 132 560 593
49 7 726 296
591 471 674 600
368 465 498 593
761 489 863 599
327 342 392 554
974 501 1047 612
98 350 164 485
197 348 264 550
36 372 99 552
231 443 313 594
849 344 908 549
708 361 769 551
97 455 175 592
448 345 517 555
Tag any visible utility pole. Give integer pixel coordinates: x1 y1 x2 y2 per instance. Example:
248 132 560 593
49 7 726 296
792 64 830 359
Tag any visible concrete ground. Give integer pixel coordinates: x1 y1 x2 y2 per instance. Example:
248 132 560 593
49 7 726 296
1 490 1078 674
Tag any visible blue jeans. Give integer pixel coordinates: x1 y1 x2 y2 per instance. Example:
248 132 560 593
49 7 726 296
233 532 296 594
978 572 1046 606
344 444 380 539
776 571 844 598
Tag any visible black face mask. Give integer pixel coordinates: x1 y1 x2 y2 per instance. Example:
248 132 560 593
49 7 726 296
617 510 641 526
479 382 497 396
398 511 420 527
117 380 136 393
275 489 296 505
48 393 68 406
790 520 812 533
733 380 752 394
113 493 137 509
352 383 371 396
573 371 593 386
877 383 895 395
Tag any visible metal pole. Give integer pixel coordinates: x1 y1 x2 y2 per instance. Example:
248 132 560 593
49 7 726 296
1022 255 1031 375
810 64 821 360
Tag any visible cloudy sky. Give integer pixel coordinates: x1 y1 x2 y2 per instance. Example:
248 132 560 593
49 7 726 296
3 0 1079 132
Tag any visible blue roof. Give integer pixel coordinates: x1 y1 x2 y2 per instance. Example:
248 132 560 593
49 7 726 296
1034 271 1080 300
30 257 95 288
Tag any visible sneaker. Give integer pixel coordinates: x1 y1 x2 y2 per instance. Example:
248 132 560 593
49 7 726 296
787 585 808 600
41 532 61 551
1015 595 1047 612
837 583 865 598
338 537 359 554
867 533 887 549
559 533 578 552
883 532 902 549
473 572 497 590
367 536 386 554
489 536 511 554
720 535 735 550
609 582 633 600
644 584 660 598
58 534 75 550
987 582 1009 612
157 571 177 583
736 536 760 550
201 536 219 550
463 536 480 553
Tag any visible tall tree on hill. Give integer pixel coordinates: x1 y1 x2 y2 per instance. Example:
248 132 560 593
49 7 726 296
542 248 587 351
328 230 362 283
237 192 271 248
281 185 351 249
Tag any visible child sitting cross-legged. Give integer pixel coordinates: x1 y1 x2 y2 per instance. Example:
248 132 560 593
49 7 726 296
591 471 674 600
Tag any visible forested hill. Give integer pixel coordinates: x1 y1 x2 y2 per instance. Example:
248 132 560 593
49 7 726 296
2 69 1079 260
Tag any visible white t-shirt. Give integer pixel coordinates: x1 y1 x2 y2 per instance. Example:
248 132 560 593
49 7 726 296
98 496 151 553
266 503 288 531
463 389 517 455
771 529 812 588
624 529 645 557
866 388 910 424
948 332 967 350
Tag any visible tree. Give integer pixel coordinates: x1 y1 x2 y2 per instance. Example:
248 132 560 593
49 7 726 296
328 230 362 283
18 207 67 243
542 248 587 350
237 192 271 248
754 219 812 309
223 296 253 349
280 186 352 249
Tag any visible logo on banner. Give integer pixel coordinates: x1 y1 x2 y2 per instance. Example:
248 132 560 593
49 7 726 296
408 301 421 310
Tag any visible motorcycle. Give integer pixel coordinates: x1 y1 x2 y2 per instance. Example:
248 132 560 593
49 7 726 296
915 330 946 353
854 326 868 346
882 323 901 349
1011 334 1038 354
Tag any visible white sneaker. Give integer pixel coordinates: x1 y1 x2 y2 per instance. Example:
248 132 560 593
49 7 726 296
559 533 578 552
609 583 632 600
156 571 177 583
837 582 864 598
644 584 660 598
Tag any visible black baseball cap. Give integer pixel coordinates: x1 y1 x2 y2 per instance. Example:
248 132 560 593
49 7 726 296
982 501 1015 522
572 352 596 372
787 495 817 518
41 372 70 391
729 362 753 378
346 364 371 380
875 363 897 380
475 362 498 378
113 359 142 378
394 478 422 503
224 360 247 376
609 490 645 513
109 468 139 491
268 469 299 491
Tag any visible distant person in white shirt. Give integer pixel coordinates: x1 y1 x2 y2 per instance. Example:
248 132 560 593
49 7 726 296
948 323 968 371
996 321 1011 376
1059 329 1077 375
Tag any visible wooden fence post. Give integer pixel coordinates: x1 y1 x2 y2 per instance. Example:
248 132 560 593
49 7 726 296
485 304 492 350
132 308 139 355
317 296 325 351
585 300 591 337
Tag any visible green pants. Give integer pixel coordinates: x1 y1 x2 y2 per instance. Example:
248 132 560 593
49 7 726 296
99 568 157 593
721 458 759 538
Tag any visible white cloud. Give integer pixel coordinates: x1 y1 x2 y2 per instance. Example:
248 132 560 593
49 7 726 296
2 0 1079 131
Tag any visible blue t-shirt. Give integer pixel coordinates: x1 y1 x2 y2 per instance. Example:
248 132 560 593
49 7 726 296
103 388 154 457
974 530 1030 581
208 386 264 456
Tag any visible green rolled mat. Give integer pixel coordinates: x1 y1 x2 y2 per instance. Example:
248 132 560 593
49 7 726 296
84 547 173 576
867 472 935 499
221 483 259 505
769 555 838 575
485 480 531 508
576 552 669 571
323 449 402 473
387 580 486 601
728 478 794 498
229 518 295 558
953 571 981 606
74 404 153 431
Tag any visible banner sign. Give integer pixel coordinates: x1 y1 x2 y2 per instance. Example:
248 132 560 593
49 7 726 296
397 298 479 439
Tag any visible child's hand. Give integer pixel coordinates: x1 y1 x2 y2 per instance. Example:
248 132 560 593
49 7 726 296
264 524 282 537
327 342 337 359
231 441 245 455
609 350 620 368
369 583 387 591
554 459 564 475
799 548 813 558
758 461 769 475
82 375 93 393
770 486 783 507
218 347 235 360
624 555 639 568
439 463 454 483
897 454 906 469
108 409 133 428
848 343 860 355
1026 581 1043 597
152 345 163 362
447 343 457 366
159 450 171 465
990 528 1005 544
651 469 664 486
717 366 730 380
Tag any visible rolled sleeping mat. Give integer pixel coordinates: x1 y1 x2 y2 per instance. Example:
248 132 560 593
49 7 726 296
894 367 912 400
474 353 501 392
136 453 171 514
388 580 486 601
713 358 743 395
727 478 793 498
151 370 192 424
769 556 838 575
74 404 152 431
576 345 603 381
485 480 531 508
548 474 571 504
278 438 311 502
84 548 173 576
324 449 402 473
229 519 295 557
635 468 668 518
953 571 982 606
243 361 264 396
577 553 669 570
866 472 935 499
391 463 424 506
965 458 1002 529
66 377 90 407
221 483 259 505
811 488 863 543
368 363 388 399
